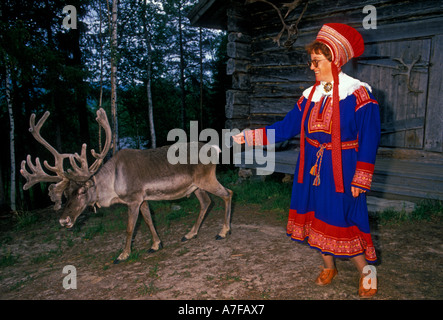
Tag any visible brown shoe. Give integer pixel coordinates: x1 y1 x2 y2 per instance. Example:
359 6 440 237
315 267 338 286
358 274 377 298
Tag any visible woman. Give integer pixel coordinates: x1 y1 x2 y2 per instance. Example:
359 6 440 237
233 23 380 298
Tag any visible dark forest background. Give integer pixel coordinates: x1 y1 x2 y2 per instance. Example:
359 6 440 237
0 0 229 212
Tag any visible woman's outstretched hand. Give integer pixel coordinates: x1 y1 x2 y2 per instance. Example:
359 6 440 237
232 132 245 144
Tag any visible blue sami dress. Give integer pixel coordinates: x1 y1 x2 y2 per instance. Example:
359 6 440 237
245 73 380 262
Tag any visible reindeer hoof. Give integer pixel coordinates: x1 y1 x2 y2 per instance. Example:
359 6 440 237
215 231 231 240
113 258 121 264
147 242 163 254
181 235 197 242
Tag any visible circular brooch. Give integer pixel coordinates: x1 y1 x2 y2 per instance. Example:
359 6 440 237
323 82 332 93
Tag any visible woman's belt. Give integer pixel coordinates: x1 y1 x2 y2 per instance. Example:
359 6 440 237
306 137 359 187
306 137 359 151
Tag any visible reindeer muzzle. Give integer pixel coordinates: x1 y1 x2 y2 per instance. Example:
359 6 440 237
59 216 73 228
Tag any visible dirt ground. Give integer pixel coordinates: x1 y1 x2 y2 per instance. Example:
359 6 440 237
0 199 442 301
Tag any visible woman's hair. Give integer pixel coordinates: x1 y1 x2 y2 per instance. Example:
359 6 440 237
305 41 332 61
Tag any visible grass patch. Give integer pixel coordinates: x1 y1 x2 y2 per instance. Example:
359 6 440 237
14 211 39 230
0 249 19 267
228 172 292 222
377 199 443 225
149 197 199 228
137 281 160 297
82 221 107 240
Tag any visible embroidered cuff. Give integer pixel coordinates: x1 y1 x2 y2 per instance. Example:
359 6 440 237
352 161 375 191
244 128 268 146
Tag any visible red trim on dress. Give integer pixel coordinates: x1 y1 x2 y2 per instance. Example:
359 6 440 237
287 209 377 262
244 128 268 146
352 161 375 190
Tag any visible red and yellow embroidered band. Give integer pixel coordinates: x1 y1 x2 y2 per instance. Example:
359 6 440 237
298 81 320 186
354 86 378 112
287 209 377 262
244 128 268 146
306 137 359 150
316 24 364 70
352 161 375 190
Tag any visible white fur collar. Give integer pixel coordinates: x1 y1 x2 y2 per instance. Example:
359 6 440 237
302 72 372 102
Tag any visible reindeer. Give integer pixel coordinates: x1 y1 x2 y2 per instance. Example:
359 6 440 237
20 108 233 264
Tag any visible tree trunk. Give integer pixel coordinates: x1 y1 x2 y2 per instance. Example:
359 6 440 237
6 62 16 212
72 21 90 148
0 167 6 211
99 0 104 109
199 27 203 128
178 1 186 130
142 4 156 149
147 40 156 148
110 0 119 154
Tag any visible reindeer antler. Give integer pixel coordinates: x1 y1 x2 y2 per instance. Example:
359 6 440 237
392 55 427 94
65 108 113 180
21 108 113 210
21 111 71 190
246 0 309 48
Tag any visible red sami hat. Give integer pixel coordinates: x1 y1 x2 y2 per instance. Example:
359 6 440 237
316 23 364 69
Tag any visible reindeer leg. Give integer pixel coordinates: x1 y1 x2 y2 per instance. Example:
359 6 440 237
140 201 163 253
182 188 211 242
114 202 140 264
215 188 233 240
200 178 233 240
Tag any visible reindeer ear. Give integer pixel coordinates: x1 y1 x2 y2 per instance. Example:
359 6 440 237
48 179 70 211
78 180 94 195
85 180 94 188
78 185 88 195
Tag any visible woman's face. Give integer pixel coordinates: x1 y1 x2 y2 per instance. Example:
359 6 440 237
310 52 333 82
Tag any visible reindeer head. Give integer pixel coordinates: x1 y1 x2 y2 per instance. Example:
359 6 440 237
58 179 96 228
20 108 112 228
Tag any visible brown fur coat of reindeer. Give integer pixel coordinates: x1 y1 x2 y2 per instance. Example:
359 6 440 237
20 109 233 264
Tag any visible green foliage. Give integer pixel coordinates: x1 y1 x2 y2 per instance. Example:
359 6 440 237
378 199 443 225
14 211 39 230
231 174 292 213
0 249 19 267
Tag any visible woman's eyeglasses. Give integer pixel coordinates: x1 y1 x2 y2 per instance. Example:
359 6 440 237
307 59 327 67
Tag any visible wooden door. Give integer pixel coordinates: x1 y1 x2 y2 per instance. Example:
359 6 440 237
344 38 431 150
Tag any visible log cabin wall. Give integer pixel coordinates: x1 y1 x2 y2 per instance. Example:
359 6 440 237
190 0 443 159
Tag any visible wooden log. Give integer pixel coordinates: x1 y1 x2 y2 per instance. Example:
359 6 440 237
226 90 250 119
251 47 308 67
248 114 285 126
232 72 251 90
227 5 251 33
227 41 251 59
227 58 250 75
225 119 250 131
250 65 314 83
250 98 296 115
228 32 252 44
251 82 309 99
